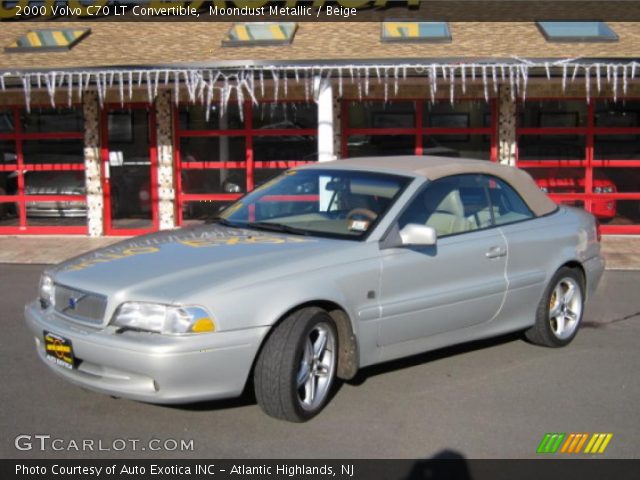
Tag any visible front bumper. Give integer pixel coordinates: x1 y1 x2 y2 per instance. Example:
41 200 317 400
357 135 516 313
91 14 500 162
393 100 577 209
25 301 269 404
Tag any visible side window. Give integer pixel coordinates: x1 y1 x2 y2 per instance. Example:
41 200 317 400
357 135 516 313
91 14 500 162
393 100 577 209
398 175 490 237
486 177 535 226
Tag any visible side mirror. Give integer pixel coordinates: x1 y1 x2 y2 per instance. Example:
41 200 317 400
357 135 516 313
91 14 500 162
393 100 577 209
399 224 437 246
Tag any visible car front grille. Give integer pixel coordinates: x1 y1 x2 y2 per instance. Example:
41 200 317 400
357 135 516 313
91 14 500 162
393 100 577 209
54 284 107 325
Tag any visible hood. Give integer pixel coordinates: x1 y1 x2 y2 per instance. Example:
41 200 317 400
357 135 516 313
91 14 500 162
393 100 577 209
51 224 358 302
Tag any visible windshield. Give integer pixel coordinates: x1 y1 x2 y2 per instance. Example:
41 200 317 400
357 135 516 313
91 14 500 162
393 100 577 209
217 169 412 240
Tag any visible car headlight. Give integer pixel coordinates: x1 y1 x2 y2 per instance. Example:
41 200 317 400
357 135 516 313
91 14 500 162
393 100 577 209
111 302 215 335
39 274 55 309
603 186 614 193
594 186 602 193
540 187 549 193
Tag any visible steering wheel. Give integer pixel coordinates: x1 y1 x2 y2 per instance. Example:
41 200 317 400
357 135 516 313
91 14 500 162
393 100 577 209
346 208 378 222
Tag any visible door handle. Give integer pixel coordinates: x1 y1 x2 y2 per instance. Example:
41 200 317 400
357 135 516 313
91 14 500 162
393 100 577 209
485 246 507 259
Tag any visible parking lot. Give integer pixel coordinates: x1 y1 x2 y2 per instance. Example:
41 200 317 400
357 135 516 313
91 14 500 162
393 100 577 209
1 264 639 459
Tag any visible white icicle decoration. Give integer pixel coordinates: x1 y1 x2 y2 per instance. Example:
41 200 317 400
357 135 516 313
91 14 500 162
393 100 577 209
508 66 515 101
403 66 407 80
44 73 56 107
545 62 551 80
117 71 124 107
97 73 105 108
304 69 310 101
294 68 300 83
461 64 466 94
0 74 5 91
349 66 354 84
520 65 529 102
284 70 288 96
108 71 114 87
449 66 456 104
36 73 42 91
612 65 618 102
204 83 213 122
632 62 637 80
271 69 279 102
429 64 437 102
173 71 180 106
129 71 134 100
236 77 245 122
562 64 568 92
596 64 602 93
364 67 370 96
384 68 389 103
427 66 435 103
241 73 258 106
500 65 506 81
482 65 489 102
164 70 170 86
219 77 227 116
21 74 32 112
356 68 362 100
146 71 153 104
623 64 628 96
571 64 579 82
471 64 476 81
259 70 265 97
375 66 381 84
153 70 160 100
606 64 611 83
394 66 399 95
492 65 498 93
66 72 73 107
585 67 591 103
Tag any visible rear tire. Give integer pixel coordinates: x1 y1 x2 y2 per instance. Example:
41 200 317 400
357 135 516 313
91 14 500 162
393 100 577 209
525 267 585 347
254 307 337 422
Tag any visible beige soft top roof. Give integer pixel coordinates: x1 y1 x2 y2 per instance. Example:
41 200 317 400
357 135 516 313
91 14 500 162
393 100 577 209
301 156 558 217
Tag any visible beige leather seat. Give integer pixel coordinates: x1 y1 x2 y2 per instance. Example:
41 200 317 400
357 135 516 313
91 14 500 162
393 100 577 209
424 184 473 236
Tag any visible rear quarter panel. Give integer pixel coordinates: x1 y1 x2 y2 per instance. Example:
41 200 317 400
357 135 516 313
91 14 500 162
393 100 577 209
496 206 601 332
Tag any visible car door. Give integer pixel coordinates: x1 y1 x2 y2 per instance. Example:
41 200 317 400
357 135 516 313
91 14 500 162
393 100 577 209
377 174 508 347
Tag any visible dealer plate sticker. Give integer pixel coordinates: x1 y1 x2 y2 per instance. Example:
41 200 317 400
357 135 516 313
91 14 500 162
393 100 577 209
44 331 75 369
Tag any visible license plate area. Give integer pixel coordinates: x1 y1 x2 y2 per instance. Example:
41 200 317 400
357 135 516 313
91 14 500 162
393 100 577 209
44 331 75 370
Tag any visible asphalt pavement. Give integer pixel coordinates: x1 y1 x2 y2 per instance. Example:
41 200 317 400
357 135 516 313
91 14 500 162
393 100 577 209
1 264 638 459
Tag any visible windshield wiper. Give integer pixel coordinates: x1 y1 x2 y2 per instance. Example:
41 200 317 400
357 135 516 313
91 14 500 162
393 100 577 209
244 221 310 236
206 216 239 227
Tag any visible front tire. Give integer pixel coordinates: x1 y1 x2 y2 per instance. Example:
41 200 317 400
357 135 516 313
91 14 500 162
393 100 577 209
254 307 338 422
525 267 585 347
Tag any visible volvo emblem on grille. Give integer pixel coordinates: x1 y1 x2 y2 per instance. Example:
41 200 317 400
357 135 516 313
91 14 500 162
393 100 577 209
62 293 86 313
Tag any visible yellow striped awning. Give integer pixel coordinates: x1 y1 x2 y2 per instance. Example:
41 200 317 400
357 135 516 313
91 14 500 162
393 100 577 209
223 23 297 46
6 28 91 52
382 22 451 42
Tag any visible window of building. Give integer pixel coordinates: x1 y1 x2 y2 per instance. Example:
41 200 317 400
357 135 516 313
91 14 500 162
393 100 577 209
5 28 91 52
343 100 496 161
517 99 640 234
222 23 297 46
535 21 618 42
0 107 85 233
381 21 452 43
175 101 318 225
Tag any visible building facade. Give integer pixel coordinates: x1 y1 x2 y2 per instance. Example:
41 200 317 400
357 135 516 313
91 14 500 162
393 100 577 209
1 12 639 236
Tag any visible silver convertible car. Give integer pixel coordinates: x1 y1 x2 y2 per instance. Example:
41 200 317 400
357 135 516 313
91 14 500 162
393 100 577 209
25 156 605 422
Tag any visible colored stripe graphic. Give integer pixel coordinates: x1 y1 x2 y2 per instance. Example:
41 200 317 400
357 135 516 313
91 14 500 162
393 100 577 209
560 433 589 453
537 433 566 454
538 433 613 454
584 433 613 454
